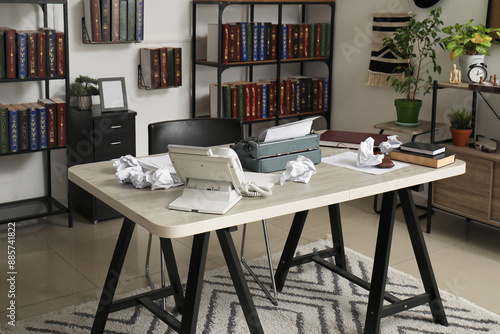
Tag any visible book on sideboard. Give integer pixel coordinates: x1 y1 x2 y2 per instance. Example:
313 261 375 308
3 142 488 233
390 149 455 168
400 141 446 156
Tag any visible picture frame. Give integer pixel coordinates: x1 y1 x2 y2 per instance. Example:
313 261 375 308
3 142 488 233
98 77 128 112
487 0 500 41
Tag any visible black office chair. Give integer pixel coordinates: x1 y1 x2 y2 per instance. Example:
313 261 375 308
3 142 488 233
146 118 278 305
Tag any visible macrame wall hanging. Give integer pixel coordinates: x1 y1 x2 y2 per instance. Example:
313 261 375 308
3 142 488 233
365 11 412 88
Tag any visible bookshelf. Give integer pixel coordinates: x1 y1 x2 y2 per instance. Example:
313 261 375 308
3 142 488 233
191 0 334 132
0 0 70 226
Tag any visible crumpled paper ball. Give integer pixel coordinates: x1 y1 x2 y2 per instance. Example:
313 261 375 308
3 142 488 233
279 155 317 185
356 137 384 167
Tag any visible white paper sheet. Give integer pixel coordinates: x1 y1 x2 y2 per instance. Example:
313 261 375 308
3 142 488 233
258 117 319 142
322 151 408 175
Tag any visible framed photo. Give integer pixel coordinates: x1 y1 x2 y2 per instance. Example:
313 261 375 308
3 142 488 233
487 0 500 41
98 77 128 112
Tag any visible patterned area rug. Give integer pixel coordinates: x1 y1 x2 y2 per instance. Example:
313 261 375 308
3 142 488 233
10 238 500 333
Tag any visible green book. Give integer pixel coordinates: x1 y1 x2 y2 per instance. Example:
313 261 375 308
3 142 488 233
222 84 232 118
320 23 327 57
127 0 136 41
325 23 331 57
119 0 127 41
308 23 315 58
0 104 8 154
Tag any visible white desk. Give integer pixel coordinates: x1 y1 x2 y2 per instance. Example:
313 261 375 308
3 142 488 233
68 148 465 334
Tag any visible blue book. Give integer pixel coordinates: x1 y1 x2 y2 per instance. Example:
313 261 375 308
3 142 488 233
22 104 38 150
252 23 259 61
33 102 47 149
240 22 247 61
7 105 18 152
135 0 144 41
17 31 28 79
259 22 266 61
281 24 287 59
323 78 329 111
261 83 268 118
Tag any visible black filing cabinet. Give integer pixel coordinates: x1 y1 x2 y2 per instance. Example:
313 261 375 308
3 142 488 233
68 105 136 223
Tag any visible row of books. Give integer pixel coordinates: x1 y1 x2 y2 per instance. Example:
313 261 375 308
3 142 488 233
207 22 332 63
210 76 329 121
0 98 66 154
140 47 182 89
83 0 144 43
0 27 65 80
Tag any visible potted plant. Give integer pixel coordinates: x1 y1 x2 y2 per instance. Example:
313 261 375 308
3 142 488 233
382 7 444 126
442 20 500 77
70 75 99 110
447 108 473 146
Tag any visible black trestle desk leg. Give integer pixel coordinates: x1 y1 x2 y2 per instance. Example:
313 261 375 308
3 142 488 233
91 218 135 334
364 191 397 334
180 232 210 334
275 210 309 292
217 228 264 334
329 204 346 269
398 188 448 326
160 238 185 313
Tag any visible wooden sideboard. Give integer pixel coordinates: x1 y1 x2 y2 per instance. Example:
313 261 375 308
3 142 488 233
432 144 500 228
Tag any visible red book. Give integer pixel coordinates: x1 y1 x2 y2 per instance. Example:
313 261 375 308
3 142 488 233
223 24 230 64
268 81 276 118
284 79 291 115
55 31 65 77
50 97 66 147
255 84 262 119
27 31 37 78
235 23 241 62
312 78 319 112
231 86 238 119
290 81 297 114
174 48 182 87
91 0 102 42
278 81 285 116
244 84 251 121
303 24 310 58
315 24 321 57
38 98 57 148
298 24 305 58
151 49 160 89
1 27 16 78
228 24 236 63
250 83 256 120
316 78 324 111
319 130 389 149
37 31 46 77
160 48 168 87
270 24 277 60
287 24 293 59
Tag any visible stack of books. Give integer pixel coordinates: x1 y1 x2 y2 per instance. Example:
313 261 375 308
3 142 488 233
140 47 182 89
390 142 455 168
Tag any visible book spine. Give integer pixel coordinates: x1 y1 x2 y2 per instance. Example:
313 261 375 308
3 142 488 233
259 23 265 61
294 80 301 113
268 81 276 118
8 107 18 153
255 84 262 119
284 79 291 115
308 23 315 58
246 23 252 62
270 24 277 60
278 81 285 116
127 0 136 41
265 22 272 60
17 32 28 79
119 0 127 41
222 23 229 64
312 79 319 112
174 48 182 87
5 28 16 79
290 81 297 114
261 84 268 118
40 101 57 148
136 0 144 41
29 107 38 150
56 31 65 77
111 0 120 41
315 23 321 57
91 0 102 42
43 28 57 78
37 31 46 77
18 107 29 151
281 24 287 60
231 86 238 119
237 85 245 120
298 24 305 58
55 100 66 147
101 0 111 42
160 48 168 87
0 30 5 79
323 78 329 111
252 23 259 61
320 23 327 57
250 83 256 120
152 48 160 89
317 78 324 111
235 23 241 62
325 23 331 57
27 32 37 78
38 105 48 149
287 24 293 59
228 24 235 63
0 107 9 154
291 24 299 59
222 85 231 118
240 22 247 62
303 24 309 58
166 48 175 86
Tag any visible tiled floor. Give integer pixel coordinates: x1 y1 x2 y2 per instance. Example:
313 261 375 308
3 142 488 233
2 196 500 327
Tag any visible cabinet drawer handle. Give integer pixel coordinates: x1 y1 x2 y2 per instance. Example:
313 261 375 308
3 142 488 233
109 125 122 129
109 141 122 145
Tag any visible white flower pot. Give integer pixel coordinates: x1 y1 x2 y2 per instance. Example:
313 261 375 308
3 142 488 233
459 54 485 82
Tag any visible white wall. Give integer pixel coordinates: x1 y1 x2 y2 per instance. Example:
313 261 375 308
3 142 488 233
0 0 499 204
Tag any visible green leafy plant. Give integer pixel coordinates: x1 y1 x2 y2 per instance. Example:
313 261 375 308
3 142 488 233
382 7 444 101
442 20 500 61
447 108 474 129
70 75 99 96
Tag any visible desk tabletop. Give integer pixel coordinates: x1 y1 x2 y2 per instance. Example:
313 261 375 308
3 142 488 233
68 148 465 238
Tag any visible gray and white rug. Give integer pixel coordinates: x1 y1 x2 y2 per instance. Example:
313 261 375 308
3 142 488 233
10 238 500 333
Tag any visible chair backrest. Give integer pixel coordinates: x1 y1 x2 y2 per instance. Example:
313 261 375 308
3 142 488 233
148 118 243 154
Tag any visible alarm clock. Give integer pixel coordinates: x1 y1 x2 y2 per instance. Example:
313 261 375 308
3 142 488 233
468 63 487 83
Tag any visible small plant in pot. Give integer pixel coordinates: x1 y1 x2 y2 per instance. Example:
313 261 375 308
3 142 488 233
382 7 444 126
442 20 500 78
447 108 473 146
70 75 99 110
